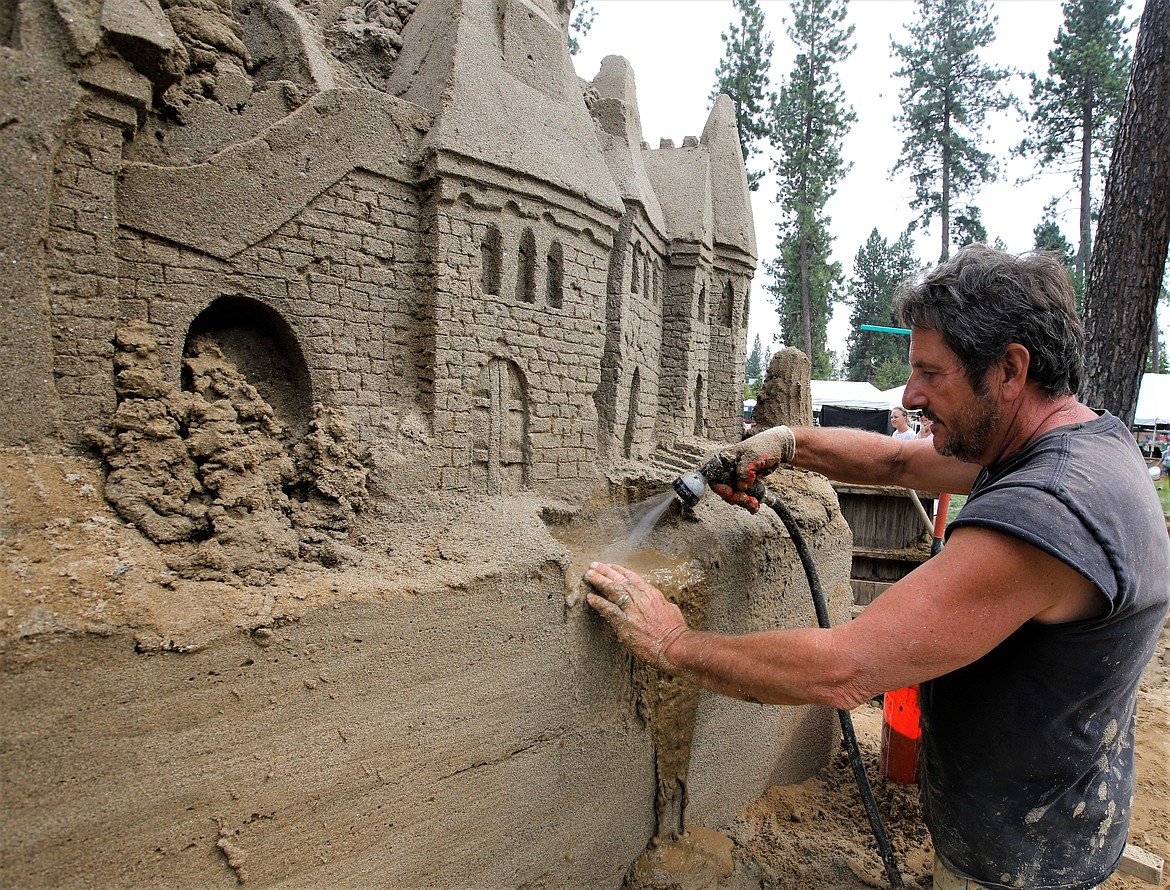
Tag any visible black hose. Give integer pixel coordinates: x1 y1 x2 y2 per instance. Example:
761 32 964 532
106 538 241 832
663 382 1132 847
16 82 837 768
762 493 906 890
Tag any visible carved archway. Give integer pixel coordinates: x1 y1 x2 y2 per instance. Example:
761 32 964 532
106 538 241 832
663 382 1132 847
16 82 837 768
471 358 529 494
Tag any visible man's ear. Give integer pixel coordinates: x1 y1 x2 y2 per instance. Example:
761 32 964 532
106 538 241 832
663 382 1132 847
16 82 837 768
999 343 1031 398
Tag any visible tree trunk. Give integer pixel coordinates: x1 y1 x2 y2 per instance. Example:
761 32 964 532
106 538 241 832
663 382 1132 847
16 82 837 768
800 233 813 358
799 63 815 361
941 109 951 262
1076 90 1093 279
1081 0 1170 425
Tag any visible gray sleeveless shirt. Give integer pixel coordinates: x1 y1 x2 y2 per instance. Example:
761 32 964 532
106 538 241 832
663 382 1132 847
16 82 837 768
921 412 1169 890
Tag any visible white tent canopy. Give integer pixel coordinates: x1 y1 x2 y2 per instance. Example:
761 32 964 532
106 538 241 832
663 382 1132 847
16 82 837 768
881 385 906 409
1134 374 1170 426
818 374 1170 425
811 380 890 411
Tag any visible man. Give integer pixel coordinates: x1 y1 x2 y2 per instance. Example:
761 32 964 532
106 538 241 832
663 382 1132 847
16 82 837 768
585 247 1169 890
891 406 917 440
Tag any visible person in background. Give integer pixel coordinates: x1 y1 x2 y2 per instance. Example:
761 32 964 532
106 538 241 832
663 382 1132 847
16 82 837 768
890 406 917 440
918 415 934 440
584 246 1169 890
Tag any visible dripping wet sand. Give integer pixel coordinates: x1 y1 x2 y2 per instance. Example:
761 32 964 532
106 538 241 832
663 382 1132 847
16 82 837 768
551 487 711 857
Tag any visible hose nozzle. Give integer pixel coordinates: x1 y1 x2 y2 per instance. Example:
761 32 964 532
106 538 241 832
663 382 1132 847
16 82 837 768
672 470 707 508
671 452 764 509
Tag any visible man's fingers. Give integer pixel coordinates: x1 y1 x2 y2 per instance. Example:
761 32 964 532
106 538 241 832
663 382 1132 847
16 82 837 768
710 482 760 514
738 454 780 489
585 590 623 617
586 562 649 594
583 566 690 672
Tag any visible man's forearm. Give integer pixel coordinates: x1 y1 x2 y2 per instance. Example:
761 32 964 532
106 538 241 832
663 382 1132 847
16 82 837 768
764 425 977 494
788 426 908 485
663 625 869 711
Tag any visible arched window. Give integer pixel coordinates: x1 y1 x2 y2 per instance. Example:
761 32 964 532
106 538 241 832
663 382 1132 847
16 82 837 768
623 369 641 458
693 374 705 437
481 225 501 296
698 282 707 320
546 240 564 308
517 229 536 303
723 279 735 327
631 243 641 294
185 295 312 438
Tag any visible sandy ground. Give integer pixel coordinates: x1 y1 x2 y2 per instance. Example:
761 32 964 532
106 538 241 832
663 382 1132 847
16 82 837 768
712 617 1170 890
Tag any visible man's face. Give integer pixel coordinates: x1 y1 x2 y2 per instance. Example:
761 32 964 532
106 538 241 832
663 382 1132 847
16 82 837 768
904 328 1001 463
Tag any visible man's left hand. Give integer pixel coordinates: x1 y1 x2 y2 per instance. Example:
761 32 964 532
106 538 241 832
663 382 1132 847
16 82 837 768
584 562 689 671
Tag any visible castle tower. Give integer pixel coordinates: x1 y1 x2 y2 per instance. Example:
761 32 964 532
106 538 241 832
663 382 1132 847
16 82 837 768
388 0 624 497
588 55 669 463
644 94 756 444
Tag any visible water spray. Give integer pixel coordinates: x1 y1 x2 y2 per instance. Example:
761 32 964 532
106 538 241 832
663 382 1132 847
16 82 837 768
670 455 906 890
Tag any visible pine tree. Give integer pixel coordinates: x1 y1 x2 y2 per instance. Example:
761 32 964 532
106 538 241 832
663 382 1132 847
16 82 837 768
873 358 912 391
1147 284 1169 375
1033 214 1084 306
711 0 777 191
566 1 597 56
1016 0 1132 278
1033 217 1077 267
844 229 921 382
892 0 1012 261
766 0 855 377
745 334 763 383
951 204 988 250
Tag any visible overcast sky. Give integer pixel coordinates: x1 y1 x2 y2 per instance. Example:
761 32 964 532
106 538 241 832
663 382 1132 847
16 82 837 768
570 0 1151 367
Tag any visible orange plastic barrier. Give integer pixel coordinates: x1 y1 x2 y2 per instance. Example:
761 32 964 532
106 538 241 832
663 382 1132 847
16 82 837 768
880 684 922 785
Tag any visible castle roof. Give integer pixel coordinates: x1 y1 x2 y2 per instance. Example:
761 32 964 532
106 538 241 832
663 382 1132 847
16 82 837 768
388 0 623 216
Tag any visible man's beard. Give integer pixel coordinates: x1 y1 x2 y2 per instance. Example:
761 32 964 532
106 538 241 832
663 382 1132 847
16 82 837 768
929 391 1001 463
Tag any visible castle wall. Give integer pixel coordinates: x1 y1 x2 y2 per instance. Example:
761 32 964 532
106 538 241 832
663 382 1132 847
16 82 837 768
706 262 755 442
0 448 851 888
0 546 657 888
595 208 669 464
659 246 713 441
115 168 429 443
44 105 127 442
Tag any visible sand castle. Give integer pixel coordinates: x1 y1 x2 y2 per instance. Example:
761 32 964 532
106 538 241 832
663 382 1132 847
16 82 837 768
0 0 852 884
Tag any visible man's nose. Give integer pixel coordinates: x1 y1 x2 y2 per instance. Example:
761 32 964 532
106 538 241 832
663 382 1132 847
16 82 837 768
902 373 927 410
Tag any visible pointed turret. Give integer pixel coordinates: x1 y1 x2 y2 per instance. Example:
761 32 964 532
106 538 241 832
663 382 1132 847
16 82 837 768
702 94 756 259
588 56 665 235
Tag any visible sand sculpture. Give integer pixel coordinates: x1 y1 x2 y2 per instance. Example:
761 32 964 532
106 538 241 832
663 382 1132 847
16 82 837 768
0 0 854 884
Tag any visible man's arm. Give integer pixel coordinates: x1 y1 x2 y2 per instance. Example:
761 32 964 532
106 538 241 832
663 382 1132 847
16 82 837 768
785 425 979 494
585 526 1104 709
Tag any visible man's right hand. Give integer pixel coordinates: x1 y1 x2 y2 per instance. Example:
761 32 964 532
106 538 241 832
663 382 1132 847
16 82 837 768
712 425 796 512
